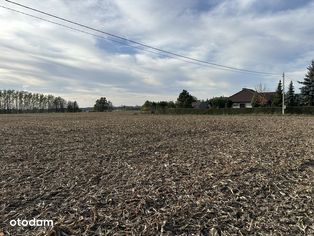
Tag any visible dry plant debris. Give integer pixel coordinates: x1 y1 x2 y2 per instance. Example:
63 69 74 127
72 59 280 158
0 113 313 235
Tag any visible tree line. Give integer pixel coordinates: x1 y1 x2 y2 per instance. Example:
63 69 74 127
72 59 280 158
2 61 313 114
0 90 80 113
142 89 233 113
142 60 314 111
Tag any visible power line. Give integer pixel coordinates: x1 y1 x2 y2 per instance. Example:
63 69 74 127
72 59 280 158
0 5 250 74
0 6 161 56
0 8 274 76
3 0 280 76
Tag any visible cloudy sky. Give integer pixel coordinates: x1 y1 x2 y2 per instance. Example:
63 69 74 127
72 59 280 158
1 0 314 106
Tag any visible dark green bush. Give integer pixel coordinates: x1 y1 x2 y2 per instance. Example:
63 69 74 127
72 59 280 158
154 107 314 115
286 106 314 115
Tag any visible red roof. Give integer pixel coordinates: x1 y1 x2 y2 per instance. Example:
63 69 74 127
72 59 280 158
229 88 275 103
229 88 255 103
260 92 276 101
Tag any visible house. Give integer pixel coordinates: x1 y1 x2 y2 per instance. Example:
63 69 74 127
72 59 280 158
229 88 275 108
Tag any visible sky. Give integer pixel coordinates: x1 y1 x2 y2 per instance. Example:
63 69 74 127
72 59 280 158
1 0 314 107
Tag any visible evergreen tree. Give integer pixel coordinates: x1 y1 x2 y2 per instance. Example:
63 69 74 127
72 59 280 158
272 80 283 107
73 101 80 112
298 60 314 106
176 90 197 108
286 81 296 107
294 94 302 106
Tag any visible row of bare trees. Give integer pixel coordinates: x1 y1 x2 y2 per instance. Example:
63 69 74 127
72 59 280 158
0 90 80 113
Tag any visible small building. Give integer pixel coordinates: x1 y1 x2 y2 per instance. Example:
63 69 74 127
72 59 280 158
229 88 275 108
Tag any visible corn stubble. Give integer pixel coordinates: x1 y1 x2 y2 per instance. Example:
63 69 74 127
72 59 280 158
0 113 313 235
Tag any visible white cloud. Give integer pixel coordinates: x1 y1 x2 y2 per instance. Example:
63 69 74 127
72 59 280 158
0 0 313 106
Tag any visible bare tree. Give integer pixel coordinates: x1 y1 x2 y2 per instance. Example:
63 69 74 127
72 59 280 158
252 83 268 107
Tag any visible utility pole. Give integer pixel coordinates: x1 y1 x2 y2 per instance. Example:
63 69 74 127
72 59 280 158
282 72 285 115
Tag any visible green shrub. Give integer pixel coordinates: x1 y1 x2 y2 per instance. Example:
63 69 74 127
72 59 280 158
155 107 314 115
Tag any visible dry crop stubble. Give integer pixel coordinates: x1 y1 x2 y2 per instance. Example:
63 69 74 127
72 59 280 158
0 113 313 235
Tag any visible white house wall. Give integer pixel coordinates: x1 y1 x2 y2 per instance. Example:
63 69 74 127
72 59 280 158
232 103 252 108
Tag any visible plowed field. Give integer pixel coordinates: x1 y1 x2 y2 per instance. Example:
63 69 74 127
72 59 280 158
0 113 313 235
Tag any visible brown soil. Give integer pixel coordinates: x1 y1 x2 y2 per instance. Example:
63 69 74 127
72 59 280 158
0 113 313 235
